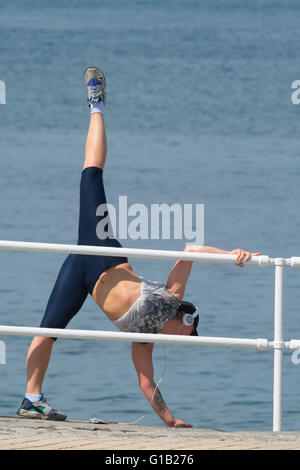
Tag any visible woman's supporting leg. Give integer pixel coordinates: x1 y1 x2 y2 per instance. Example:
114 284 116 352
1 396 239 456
83 113 107 170
26 255 88 396
26 337 54 395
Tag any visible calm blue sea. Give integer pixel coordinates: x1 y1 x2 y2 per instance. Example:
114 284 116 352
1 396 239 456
1 0 300 431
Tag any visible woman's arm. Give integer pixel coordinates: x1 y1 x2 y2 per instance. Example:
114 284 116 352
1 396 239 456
131 342 192 427
166 245 262 300
185 245 262 267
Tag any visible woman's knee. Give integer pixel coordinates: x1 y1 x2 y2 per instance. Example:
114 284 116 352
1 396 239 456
32 336 55 345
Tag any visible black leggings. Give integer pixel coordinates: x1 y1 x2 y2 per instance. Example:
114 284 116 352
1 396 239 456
40 166 128 331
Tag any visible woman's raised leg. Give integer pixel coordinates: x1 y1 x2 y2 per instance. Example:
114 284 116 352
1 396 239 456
83 113 107 170
83 67 107 170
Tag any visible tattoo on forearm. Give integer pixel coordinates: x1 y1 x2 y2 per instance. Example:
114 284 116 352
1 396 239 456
153 388 167 413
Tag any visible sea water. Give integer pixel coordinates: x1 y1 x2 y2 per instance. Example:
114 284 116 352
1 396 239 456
0 0 300 430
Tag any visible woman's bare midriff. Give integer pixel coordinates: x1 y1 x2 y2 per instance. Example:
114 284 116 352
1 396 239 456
92 263 142 321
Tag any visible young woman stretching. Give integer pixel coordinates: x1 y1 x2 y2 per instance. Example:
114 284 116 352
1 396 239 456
17 68 261 427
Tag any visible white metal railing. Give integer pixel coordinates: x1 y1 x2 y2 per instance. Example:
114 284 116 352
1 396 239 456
0 239 299 432
0 240 271 265
0 325 270 350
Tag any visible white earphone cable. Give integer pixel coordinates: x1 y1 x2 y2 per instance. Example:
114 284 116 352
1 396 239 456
90 324 184 426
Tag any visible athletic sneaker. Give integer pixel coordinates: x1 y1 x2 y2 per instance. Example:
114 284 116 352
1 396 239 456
84 66 106 105
17 394 67 421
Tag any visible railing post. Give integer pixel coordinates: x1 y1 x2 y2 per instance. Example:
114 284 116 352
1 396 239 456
273 258 284 432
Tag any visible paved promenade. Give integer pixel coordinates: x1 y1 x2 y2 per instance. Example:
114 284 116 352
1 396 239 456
0 417 300 450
